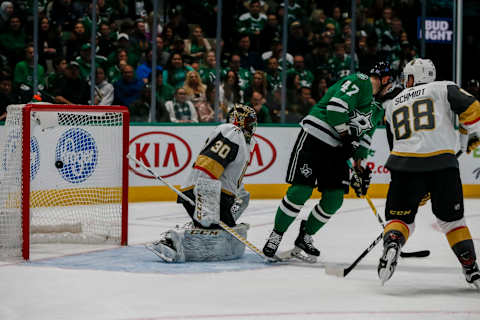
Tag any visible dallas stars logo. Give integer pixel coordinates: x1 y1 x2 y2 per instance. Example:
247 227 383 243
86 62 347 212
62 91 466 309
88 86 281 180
349 109 374 136
300 164 312 178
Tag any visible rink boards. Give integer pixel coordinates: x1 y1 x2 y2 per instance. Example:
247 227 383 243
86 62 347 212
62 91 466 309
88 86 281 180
127 125 480 201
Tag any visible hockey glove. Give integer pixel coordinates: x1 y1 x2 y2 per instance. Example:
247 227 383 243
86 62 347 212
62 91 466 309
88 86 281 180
460 130 480 154
339 133 359 160
467 133 480 154
350 166 372 197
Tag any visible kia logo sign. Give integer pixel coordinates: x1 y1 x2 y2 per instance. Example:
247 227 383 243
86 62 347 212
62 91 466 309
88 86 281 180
129 131 192 178
246 134 276 176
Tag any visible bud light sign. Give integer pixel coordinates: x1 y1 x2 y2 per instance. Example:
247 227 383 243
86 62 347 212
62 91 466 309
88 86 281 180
56 128 98 183
417 17 453 43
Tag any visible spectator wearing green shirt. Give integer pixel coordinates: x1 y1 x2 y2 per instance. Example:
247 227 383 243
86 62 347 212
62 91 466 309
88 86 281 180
155 72 174 122
328 41 356 81
249 91 272 123
279 0 305 26
107 49 128 83
199 51 217 87
221 53 252 99
324 6 342 37
288 54 314 89
162 53 194 89
236 0 267 36
0 16 26 65
13 45 45 90
106 33 140 70
184 25 211 63
75 43 108 81
265 57 281 92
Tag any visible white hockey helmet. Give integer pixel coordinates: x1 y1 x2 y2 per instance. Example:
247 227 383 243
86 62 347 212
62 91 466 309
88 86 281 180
402 58 436 87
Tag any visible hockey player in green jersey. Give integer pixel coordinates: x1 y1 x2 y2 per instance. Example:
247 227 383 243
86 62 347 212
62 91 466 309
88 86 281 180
263 61 393 262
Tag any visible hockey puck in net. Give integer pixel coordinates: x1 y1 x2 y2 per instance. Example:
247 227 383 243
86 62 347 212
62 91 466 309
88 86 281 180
55 160 64 169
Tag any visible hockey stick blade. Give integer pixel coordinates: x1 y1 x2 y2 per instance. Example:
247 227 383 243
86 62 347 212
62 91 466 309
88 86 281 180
325 232 384 278
400 250 430 258
325 264 347 277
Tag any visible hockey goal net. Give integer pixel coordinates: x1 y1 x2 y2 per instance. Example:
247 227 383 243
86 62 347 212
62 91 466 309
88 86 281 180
0 104 129 260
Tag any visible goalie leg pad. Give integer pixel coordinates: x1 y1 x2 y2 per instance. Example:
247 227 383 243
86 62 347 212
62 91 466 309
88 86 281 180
182 223 250 261
193 178 221 227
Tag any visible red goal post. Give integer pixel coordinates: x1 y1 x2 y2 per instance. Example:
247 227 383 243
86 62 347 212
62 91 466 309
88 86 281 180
0 104 129 260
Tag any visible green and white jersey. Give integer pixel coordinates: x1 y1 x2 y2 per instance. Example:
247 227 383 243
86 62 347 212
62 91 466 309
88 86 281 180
287 68 314 88
236 12 267 35
300 73 383 159
221 67 252 91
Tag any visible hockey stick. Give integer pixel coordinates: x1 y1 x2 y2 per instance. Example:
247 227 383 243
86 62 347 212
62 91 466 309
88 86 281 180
127 153 277 262
325 232 383 277
364 195 430 258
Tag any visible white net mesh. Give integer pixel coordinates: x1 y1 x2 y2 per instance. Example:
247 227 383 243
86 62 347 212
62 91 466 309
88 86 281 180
0 105 127 259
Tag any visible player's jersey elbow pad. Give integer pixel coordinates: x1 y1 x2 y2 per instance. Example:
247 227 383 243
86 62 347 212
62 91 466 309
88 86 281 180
459 100 480 129
448 85 480 126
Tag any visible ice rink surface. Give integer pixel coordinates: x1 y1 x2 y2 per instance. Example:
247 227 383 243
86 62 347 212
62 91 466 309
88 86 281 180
1 198 479 320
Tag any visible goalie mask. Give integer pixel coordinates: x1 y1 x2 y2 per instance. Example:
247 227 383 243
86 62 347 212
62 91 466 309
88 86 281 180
402 58 436 87
228 104 257 144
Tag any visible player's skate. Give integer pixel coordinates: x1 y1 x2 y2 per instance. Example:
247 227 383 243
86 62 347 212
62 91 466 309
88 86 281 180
378 230 405 285
263 229 283 258
463 262 480 290
292 220 320 263
146 232 177 262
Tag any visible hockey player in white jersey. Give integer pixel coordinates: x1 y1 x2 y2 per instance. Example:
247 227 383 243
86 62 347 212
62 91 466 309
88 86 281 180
146 104 257 262
379 58 480 289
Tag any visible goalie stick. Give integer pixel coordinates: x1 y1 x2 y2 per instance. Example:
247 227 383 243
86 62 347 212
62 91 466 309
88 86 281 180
127 153 279 263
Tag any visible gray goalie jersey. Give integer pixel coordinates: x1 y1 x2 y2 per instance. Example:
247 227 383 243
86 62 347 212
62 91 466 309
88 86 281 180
384 81 480 171
181 123 251 196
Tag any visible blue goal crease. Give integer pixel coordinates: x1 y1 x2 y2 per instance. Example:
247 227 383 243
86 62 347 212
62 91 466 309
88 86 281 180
26 246 271 274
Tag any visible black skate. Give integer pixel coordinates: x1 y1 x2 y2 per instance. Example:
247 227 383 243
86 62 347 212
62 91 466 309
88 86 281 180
263 229 283 258
463 262 480 290
292 220 320 263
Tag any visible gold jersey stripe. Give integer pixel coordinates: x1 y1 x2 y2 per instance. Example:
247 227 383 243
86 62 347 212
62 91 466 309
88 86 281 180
446 226 472 247
194 155 225 179
384 220 410 241
390 149 455 157
459 101 480 125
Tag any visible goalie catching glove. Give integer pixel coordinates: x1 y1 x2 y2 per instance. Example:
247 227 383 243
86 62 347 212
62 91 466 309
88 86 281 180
350 166 372 197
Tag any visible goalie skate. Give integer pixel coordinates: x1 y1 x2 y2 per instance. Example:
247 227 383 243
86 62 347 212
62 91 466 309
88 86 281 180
146 233 177 263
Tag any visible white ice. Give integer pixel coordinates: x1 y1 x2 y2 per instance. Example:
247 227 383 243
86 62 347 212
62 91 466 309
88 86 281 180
1 198 479 320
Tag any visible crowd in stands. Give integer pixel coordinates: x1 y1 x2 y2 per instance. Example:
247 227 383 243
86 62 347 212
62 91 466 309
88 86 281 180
0 0 477 123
